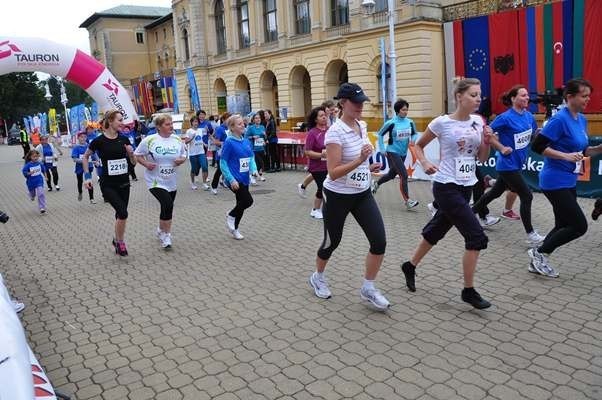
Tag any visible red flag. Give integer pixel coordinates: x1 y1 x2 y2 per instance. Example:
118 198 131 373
453 20 465 78
488 10 523 114
584 0 602 112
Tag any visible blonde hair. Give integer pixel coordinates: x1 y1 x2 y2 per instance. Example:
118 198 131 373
102 110 123 130
226 114 243 130
452 77 481 99
153 113 173 128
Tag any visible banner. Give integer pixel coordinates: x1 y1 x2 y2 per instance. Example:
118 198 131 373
172 73 179 113
91 102 98 122
48 108 57 135
186 68 200 112
22 117 30 133
77 104 86 132
69 107 78 134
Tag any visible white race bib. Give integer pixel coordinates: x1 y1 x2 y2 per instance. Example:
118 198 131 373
239 157 250 173
29 166 41 176
574 161 583 175
159 164 176 179
345 164 371 189
44 156 54 164
396 128 411 141
254 137 265 147
513 129 531 150
454 157 476 180
107 158 128 176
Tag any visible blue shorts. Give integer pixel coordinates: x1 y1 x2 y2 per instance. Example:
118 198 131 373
189 154 208 175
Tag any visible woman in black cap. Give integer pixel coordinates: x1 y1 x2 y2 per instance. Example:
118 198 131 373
308 83 389 311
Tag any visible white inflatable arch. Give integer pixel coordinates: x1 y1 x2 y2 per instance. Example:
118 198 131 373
0 37 137 124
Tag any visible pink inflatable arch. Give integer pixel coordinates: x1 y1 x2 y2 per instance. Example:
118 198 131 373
0 37 137 123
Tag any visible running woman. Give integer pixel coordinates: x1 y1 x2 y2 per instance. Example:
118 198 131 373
304 106 329 219
400 78 493 309
210 113 230 195
22 150 46 214
135 114 187 249
221 114 257 240
529 78 602 277
72 132 96 203
472 85 545 245
83 110 136 257
372 98 419 209
35 135 60 191
184 117 210 190
309 83 389 311
245 113 267 182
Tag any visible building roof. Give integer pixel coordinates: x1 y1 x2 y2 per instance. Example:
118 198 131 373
144 12 173 30
79 5 171 28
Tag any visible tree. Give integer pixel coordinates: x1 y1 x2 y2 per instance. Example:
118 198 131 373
0 73 48 124
46 77 93 110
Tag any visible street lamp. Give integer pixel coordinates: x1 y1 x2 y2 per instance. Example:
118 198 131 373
56 76 70 137
44 82 52 102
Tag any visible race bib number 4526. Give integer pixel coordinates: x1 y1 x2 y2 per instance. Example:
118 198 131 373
107 158 128 176
159 164 176 179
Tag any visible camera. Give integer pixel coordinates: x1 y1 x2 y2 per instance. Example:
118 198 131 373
530 88 564 118
0 210 9 223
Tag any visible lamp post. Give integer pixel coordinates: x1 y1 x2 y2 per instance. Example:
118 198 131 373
57 77 70 137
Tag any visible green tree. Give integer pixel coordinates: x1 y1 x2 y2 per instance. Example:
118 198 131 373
0 73 48 122
46 77 93 110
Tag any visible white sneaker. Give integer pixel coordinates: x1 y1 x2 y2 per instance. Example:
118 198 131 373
155 227 162 241
160 232 172 249
205 177 211 183
226 214 236 233
297 183 307 199
526 231 545 246
371 181 379 194
202 183 210 191
527 248 559 278
360 286 390 311
11 299 25 313
55 185 60 191
479 215 501 227
259 175 266 182
427 202 437 217
232 229 244 240
250 176 257 186
310 209 323 219
211 188 218 195
309 272 332 299
191 184 198 190
405 199 419 210
90 199 96 204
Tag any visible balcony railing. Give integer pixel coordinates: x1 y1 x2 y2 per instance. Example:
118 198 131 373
325 24 349 38
442 0 557 22
371 10 388 26
290 34 312 47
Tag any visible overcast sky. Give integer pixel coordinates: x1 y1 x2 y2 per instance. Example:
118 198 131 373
2 0 171 53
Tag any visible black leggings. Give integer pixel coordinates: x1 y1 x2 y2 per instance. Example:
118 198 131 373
101 183 130 220
45 166 59 188
150 188 177 220
472 167 489 218
377 152 409 200
310 171 327 199
318 188 386 260
472 170 534 233
254 151 265 173
211 163 222 189
539 188 587 254
127 158 137 180
76 173 94 199
268 142 280 170
228 184 253 228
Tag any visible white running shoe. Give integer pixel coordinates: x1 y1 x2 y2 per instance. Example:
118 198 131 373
232 229 244 240
526 231 545 246
90 199 96 204
11 299 25 313
427 202 437 217
211 188 218 195
155 227 162 241
360 286 390 311
259 175 266 182
297 183 307 199
405 199 419 210
479 215 501 227
310 209 323 219
191 184 198 190
527 248 559 278
161 232 172 249
226 214 236 233
309 272 332 299
55 185 60 191
371 181 379 194
250 176 257 186
203 183 210 191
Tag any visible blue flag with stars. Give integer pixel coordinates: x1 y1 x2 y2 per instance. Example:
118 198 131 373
462 16 490 100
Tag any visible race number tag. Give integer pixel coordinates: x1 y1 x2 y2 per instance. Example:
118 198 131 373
345 164 370 189
254 137 265 147
454 157 476 180
239 157 250 172
396 128 411 140
44 156 54 164
107 158 128 176
159 164 176 179
29 166 42 176
574 160 584 175
513 129 532 150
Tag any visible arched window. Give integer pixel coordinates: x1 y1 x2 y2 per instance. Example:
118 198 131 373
215 0 227 54
182 29 190 61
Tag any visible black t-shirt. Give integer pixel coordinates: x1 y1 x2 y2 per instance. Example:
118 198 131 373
88 134 131 186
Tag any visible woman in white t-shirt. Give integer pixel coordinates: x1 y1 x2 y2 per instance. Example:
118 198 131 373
184 117 209 190
400 78 494 309
308 83 389 311
135 114 187 249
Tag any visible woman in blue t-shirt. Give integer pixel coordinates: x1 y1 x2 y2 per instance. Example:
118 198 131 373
472 85 545 246
530 79 602 277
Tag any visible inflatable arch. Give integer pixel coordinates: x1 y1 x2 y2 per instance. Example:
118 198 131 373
0 37 137 124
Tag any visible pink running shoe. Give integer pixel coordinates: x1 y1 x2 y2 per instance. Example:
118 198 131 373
501 210 521 220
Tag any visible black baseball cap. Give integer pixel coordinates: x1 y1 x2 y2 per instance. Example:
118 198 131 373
334 83 370 103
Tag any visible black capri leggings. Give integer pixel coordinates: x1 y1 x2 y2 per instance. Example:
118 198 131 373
472 170 534 233
318 188 386 260
310 171 327 200
45 166 59 188
254 151 265 173
101 183 130 220
228 184 254 229
539 188 587 255
76 173 94 199
150 188 177 220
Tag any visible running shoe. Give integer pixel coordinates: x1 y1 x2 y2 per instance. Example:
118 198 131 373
211 188 218 195
461 288 491 309
115 241 128 257
479 215 501 227
309 272 331 299
155 227 163 241
11 299 25 313
592 198 602 221
360 286 390 310
30 196 35 201
371 181 379 194
78 193 83 201
90 199 96 204
55 185 60 191
47 187 52 192
203 183 210 191
226 214 236 233
405 199 419 210
501 210 521 220
427 202 437 217
526 231 545 246
297 183 307 199
310 209 323 219
232 229 244 240
191 184 198 190
40 209 46 214
527 248 559 278
259 175 266 182
401 261 416 292
250 176 257 186
161 232 172 249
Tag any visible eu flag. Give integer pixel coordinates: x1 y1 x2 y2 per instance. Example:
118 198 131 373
462 16 491 100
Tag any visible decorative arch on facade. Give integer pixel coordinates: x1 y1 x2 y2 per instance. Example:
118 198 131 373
214 78 227 114
259 70 278 115
324 59 348 101
289 65 312 118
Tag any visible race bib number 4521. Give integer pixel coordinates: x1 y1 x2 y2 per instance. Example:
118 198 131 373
107 158 128 176
345 165 370 189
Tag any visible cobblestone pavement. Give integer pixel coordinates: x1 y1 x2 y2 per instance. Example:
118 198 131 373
1 144 601 400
